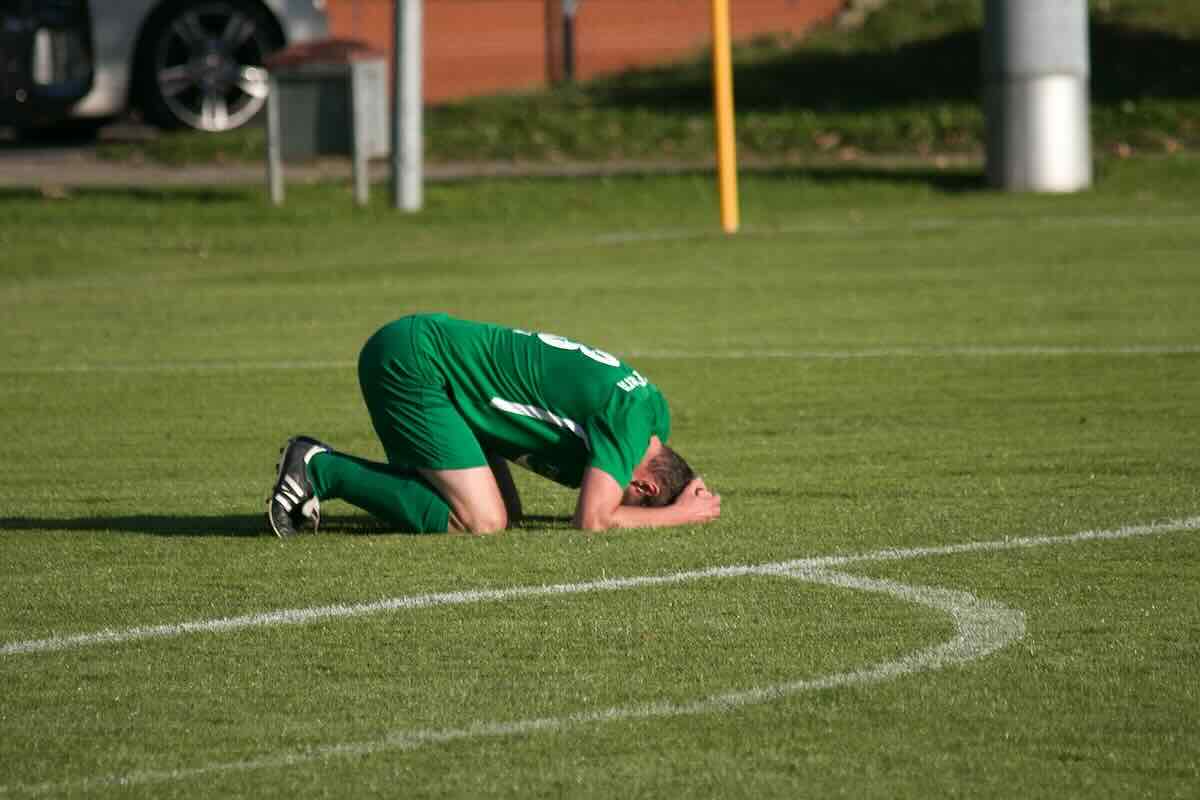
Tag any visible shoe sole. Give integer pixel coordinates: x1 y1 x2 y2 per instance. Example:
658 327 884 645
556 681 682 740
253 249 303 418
268 501 293 538
268 443 295 538
268 439 320 538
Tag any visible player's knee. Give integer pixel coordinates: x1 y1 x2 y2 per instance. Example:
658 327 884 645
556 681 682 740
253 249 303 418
463 507 508 535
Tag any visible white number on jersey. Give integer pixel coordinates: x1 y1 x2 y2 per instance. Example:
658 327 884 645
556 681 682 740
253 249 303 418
514 328 622 368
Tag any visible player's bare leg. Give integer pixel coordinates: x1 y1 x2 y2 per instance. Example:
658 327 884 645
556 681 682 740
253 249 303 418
419 465 509 534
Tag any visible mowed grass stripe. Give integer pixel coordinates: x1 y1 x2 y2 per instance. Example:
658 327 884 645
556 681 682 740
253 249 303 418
1 344 1198 375
4 516 1194 657
7 516 1197 795
2 567 1025 797
2 207 1198 292
2 160 1198 798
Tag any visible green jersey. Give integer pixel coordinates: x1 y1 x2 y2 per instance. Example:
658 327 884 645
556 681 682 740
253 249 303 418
419 314 671 489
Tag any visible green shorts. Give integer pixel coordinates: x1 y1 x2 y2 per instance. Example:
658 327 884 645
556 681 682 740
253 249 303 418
357 315 488 471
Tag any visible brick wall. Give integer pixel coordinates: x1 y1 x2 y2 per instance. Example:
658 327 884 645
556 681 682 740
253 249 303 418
324 0 844 102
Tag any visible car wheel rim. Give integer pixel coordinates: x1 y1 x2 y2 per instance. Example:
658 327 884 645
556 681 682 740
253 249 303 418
153 3 274 132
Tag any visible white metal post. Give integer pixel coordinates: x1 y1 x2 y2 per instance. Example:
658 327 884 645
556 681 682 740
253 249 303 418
391 0 423 211
984 0 1092 192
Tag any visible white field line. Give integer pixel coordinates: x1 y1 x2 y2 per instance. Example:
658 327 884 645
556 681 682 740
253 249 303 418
1 516 1194 795
2 566 1027 797
4 516 1196 659
1 344 1197 375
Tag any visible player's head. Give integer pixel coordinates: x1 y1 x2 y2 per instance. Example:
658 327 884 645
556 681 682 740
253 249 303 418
625 445 696 508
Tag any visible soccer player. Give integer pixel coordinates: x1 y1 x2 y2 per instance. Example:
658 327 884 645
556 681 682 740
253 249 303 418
267 313 721 536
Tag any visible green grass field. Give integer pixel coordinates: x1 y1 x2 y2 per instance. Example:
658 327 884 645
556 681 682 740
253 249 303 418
1 156 1198 798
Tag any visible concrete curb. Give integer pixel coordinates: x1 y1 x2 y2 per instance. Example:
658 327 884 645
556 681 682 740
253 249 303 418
0 151 982 190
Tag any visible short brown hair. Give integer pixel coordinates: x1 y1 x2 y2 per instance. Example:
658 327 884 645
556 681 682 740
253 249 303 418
643 446 696 507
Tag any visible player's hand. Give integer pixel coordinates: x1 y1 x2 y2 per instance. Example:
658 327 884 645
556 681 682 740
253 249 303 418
673 477 721 523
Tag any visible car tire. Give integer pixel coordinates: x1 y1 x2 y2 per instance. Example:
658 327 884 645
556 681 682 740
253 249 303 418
135 0 283 132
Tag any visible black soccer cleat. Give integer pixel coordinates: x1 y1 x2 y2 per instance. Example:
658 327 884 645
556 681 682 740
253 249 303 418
267 436 330 538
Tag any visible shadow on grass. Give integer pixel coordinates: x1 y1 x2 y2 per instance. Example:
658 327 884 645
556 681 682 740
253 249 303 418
592 30 981 113
591 22 1200 113
0 163 987 199
0 513 575 537
746 163 986 192
513 514 574 532
0 186 250 204
1 515 269 537
446 159 989 192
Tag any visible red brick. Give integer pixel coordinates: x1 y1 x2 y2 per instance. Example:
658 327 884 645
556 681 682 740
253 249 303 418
324 0 841 101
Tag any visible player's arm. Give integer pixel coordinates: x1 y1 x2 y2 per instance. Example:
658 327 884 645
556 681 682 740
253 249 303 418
572 467 720 531
487 453 523 525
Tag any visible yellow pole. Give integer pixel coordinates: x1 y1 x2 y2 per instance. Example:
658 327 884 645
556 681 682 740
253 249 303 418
710 0 740 234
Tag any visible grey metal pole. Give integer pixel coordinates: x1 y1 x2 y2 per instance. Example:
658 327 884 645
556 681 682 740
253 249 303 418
983 0 1092 192
350 63 370 207
391 0 423 211
266 74 284 205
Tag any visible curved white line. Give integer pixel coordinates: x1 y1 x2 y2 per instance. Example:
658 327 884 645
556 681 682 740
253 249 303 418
2 519 1194 796
4 516 1194 658
0 566 1026 796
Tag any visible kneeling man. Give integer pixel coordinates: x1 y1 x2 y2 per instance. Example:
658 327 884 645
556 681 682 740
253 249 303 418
268 313 721 535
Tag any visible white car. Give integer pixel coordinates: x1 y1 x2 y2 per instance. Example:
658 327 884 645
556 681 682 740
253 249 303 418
1 0 329 135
